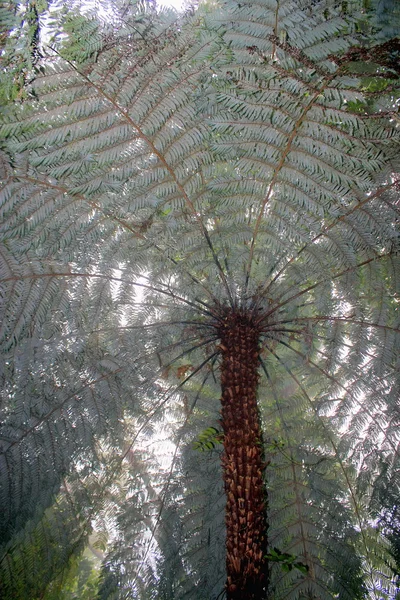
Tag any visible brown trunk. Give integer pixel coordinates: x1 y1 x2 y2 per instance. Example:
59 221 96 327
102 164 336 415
218 309 268 600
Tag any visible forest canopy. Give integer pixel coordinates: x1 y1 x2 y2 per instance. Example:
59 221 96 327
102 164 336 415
0 0 399 598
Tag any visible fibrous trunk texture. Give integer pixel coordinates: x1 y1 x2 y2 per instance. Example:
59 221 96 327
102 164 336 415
218 310 268 600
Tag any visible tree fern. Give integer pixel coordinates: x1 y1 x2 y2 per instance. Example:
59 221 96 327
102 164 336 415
0 0 399 597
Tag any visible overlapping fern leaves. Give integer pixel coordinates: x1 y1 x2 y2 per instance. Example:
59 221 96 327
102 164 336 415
0 0 399 597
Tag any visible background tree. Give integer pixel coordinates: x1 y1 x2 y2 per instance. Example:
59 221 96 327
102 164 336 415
0 0 399 598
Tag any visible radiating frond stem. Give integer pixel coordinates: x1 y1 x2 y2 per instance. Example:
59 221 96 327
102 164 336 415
264 179 399 293
49 49 234 305
146 335 218 372
90 319 215 335
313 345 396 410
15 175 221 308
17 175 146 238
311 332 398 371
260 253 393 324
168 255 220 305
131 356 218 586
119 351 219 464
0 271 215 317
1 368 121 453
275 339 397 454
1 335 216 455
244 64 346 293
260 327 303 336
277 315 400 335
260 358 317 582
267 351 382 599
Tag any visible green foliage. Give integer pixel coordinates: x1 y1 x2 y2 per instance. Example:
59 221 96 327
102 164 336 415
266 547 309 575
42 553 101 600
0 0 47 102
192 426 223 451
0 0 399 598
57 13 103 66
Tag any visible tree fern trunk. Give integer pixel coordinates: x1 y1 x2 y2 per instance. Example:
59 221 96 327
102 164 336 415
218 309 268 600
